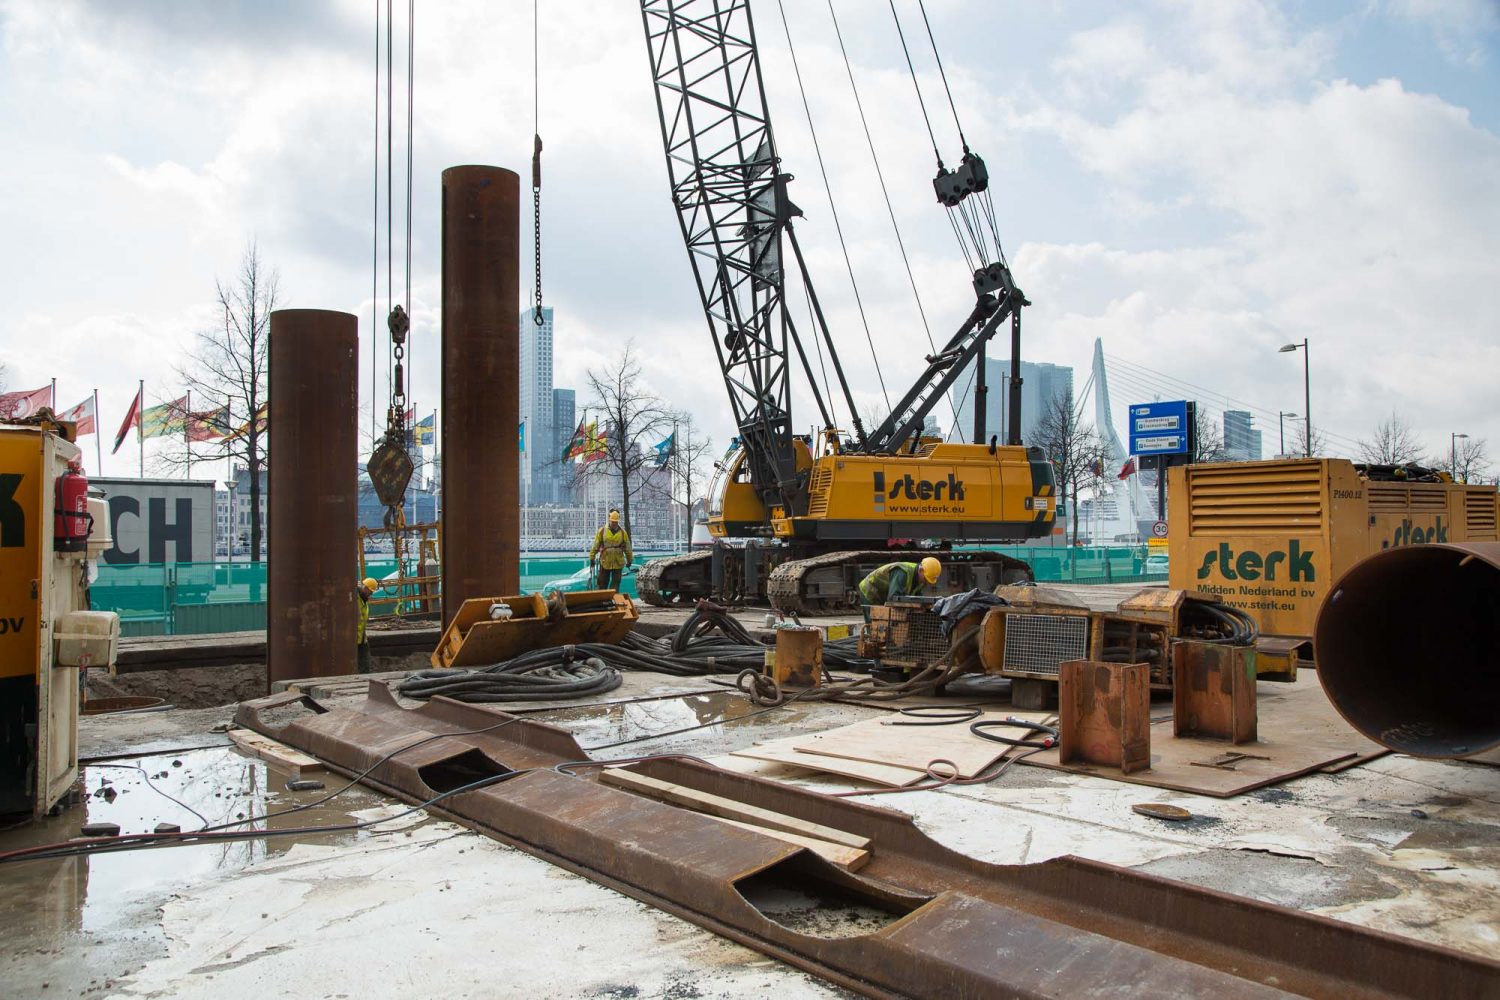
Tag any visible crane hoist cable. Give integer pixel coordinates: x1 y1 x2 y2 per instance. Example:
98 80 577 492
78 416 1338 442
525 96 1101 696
773 0 891 413
371 0 380 447
825 0 958 435
532 0 544 326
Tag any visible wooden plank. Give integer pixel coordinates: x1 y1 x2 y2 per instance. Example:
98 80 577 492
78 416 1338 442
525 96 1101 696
788 711 1055 779
227 728 325 776
599 768 870 849
730 743 929 787
705 815 870 871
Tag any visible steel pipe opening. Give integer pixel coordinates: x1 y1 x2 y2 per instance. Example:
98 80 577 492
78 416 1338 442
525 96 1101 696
1315 541 1500 758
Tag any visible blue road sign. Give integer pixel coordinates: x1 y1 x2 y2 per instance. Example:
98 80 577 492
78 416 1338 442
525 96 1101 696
1128 400 1190 457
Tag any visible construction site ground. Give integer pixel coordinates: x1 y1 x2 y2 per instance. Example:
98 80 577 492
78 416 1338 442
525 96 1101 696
4 584 1498 998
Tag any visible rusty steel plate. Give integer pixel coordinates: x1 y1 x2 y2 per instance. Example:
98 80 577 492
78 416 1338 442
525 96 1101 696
235 685 1500 999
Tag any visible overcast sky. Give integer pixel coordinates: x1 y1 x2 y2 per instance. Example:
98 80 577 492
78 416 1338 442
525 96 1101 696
2 0 1497 482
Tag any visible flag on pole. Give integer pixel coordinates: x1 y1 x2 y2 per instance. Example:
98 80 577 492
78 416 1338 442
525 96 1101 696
140 396 189 440
1088 456 1104 478
58 396 96 435
562 418 589 461
186 405 230 442
223 403 269 443
412 412 436 445
582 422 607 462
652 431 675 469
112 386 143 454
519 420 526 453
1118 458 1137 480
0 384 52 419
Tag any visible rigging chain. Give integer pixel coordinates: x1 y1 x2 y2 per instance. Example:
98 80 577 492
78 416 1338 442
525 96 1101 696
532 0 545 326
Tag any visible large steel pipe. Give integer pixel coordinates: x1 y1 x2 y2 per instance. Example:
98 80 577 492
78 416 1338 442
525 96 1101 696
1315 541 1500 758
267 309 359 689
441 165 520 627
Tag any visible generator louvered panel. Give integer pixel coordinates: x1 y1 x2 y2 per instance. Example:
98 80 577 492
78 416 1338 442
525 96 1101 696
1187 462 1323 534
1366 484 1409 512
1408 487 1448 512
1466 489 1498 538
1002 614 1089 678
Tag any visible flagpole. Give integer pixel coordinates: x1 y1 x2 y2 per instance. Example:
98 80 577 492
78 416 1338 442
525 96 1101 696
137 380 144 479
185 389 192 480
50 378 56 411
92 389 102 473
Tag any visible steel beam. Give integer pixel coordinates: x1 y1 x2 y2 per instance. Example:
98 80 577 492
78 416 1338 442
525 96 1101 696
237 686 1500 998
267 309 359 689
441 165 520 627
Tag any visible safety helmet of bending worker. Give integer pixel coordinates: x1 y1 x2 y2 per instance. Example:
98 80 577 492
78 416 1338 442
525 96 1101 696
919 557 941 584
361 577 378 593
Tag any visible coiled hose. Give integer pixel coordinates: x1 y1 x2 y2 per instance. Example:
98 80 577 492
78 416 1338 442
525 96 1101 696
398 602 874 703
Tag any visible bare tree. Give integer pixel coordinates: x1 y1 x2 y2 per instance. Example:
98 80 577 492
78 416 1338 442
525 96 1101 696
1191 408 1228 463
173 242 277 561
576 343 672 538
1451 436 1491 484
665 414 714 545
1358 411 1427 466
1034 392 1103 545
1291 421 1329 459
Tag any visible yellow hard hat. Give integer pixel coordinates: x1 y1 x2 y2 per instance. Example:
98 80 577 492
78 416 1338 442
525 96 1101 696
919 557 941 584
609 509 621 522
362 577 379 591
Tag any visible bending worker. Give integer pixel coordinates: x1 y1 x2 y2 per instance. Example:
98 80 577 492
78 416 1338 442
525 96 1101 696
857 557 941 620
589 508 633 591
357 577 377 674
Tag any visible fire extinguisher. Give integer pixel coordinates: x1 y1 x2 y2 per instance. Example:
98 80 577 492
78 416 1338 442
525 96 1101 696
54 461 93 553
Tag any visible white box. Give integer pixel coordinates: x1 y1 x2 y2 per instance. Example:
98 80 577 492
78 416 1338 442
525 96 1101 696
55 610 120 670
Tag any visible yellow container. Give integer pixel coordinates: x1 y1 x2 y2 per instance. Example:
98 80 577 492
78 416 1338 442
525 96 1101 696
1168 459 1498 639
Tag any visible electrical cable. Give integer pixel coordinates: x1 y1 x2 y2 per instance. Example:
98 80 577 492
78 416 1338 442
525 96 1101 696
91 763 210 829
888 705 983 726
773 0 891 412
970 717 1058 749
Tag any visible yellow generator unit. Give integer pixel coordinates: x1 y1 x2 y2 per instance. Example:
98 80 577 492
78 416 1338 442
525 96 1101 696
1 421 118 818
1168 458 1499 640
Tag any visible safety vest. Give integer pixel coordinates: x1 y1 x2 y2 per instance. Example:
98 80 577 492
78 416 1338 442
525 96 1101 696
357 592 370 643
858 561 921 604
590 524 632 570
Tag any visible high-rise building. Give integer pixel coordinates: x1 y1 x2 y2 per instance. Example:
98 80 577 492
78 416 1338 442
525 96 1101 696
1223 410 1262 462
953 359 1074 446
552 388 575 494
521 307 558 503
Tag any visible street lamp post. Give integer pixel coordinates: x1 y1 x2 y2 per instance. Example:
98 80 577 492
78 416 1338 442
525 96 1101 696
1279 340 1310 456
1278 411 1298 459
1452 432 1469 482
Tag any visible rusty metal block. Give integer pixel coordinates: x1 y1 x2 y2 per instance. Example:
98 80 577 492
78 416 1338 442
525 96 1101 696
1059 659 1151 774
1173 640 1258 744
771 626 822 688
431 590 638 668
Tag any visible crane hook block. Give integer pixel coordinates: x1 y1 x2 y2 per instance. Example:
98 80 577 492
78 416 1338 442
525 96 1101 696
933 151 990 208
387 304 410 345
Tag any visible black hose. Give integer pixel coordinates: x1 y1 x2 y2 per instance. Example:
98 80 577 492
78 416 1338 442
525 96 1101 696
970 717 1058 749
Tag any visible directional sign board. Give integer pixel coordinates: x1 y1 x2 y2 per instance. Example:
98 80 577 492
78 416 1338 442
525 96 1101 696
1128 401 1190 457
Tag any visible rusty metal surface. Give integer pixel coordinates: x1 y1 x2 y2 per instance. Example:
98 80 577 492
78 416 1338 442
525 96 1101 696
236 686 1500 999
441 165 520 629
1173 641 1258 744
772 626 822 688
432 592 639 668
1059 660 1151 774
267 309 359 689
1315 541 1500 758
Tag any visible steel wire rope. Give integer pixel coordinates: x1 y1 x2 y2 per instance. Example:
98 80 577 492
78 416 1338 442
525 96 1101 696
825 0 957 434
888 0 942 168
403 0 414 429
799 277 840 431
916 0 967 152
386 0 395 407
772 0 891 411
370 0 381 447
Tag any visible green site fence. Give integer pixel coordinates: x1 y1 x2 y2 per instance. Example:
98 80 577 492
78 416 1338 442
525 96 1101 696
93 547 1166 638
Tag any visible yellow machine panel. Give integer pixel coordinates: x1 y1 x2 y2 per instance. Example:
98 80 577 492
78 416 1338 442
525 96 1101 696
0 432 43 683
1168 459 1499 639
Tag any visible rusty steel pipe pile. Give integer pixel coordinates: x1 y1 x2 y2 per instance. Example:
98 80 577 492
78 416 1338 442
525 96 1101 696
267 309 360 688
441 165 521 628
1314 541 1500 759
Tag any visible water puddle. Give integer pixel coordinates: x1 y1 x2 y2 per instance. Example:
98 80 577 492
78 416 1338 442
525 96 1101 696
538 691 810 751
0 745 416 995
